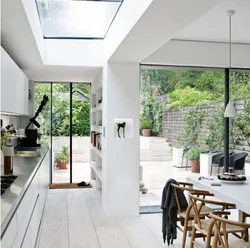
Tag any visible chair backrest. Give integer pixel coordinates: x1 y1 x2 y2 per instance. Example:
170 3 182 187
171 182 209 214
230 152 248 170
212 152 224 164
189 193 236 230
210 212 250 248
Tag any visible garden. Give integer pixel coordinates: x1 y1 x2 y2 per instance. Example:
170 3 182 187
140 68 250 171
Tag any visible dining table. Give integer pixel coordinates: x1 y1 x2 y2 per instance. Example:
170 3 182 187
187 176 250 217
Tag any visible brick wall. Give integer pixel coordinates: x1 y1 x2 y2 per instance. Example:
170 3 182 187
160 97 250 160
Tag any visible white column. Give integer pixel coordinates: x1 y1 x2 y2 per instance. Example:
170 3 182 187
102 62 140 217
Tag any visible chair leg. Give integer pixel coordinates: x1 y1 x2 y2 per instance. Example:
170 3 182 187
182 218 189 248
190 226 196 248
210 166 213 176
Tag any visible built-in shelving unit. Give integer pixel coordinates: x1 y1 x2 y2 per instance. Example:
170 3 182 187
90 82 103 204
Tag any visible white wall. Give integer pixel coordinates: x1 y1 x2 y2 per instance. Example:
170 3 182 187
103 62 140 217
43 39 105 67
143 40 250 68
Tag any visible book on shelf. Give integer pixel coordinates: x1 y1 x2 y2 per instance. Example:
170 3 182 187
91 131 102 151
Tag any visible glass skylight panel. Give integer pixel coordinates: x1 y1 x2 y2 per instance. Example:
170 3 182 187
36 0 123 39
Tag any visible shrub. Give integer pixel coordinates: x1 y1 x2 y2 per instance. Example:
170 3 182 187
55 153 68 163
184 147 206 161
168 87 214 108
140 120 153 130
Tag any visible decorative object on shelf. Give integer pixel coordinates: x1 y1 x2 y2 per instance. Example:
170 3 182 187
140 120 153 137
55 152 68 170
116 122 126 138
114 119 134 138
98 97 102 104
99 120 102 126
184 147 206 173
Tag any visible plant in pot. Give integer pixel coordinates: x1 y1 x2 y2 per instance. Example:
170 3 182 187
185 147 205 173
62 146 70 162
140 120 153 137
55 152 68 170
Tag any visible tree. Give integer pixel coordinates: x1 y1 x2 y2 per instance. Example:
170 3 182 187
35 83 90 137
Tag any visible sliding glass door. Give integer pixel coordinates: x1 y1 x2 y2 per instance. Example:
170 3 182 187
35 82 91 184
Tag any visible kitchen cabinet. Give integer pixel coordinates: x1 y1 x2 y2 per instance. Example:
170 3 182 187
1 47 29 116
1 149 50 248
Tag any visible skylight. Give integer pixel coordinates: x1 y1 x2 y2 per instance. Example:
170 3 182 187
35 0 123 39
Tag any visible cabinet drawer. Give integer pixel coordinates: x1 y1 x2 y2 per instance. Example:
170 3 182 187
12 190 38 248
1 214 17 248
16 174 38 230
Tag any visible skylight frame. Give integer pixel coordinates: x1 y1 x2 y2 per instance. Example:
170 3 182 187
35 0 124 40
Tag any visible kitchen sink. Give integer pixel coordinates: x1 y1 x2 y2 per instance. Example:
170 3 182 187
15 151 39 157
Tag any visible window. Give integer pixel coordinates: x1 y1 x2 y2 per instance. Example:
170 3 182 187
36 0 123 39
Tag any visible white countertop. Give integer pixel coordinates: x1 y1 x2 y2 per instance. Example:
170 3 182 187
1 148 48 235
187 176 250 215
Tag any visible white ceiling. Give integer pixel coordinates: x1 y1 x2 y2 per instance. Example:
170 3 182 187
174 0 250 43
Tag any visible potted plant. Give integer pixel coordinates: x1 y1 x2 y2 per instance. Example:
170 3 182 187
62 146 70 162
55 152 68 170
140 120 153 137
185 147 205 173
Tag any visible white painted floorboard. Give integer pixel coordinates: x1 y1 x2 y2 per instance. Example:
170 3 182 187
37 189 187 248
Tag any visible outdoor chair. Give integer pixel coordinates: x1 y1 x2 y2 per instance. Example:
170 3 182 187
229 152 248 173
210 212 250 248
210 152 225 175
189 193 243 248
170 182 212 248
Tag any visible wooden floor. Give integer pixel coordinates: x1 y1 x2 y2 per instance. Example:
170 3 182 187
36 188 184 248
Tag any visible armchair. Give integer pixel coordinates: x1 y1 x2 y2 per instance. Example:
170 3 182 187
229 152 248 172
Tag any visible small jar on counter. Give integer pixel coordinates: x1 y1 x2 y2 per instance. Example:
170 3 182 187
2 146 14 175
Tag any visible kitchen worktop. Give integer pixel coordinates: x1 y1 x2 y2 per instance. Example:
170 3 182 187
1 147 49 235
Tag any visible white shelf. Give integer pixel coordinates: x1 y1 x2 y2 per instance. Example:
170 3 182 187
91 161 102 181
91 103 102 112
91 145 102 158
91 125 102 133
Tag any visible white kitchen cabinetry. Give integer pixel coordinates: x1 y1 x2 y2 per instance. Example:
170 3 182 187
1 149 50 248
1 47 29 116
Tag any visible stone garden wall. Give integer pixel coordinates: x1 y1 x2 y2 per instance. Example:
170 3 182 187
159 97 250 160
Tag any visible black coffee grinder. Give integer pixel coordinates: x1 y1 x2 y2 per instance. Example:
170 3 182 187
20 95 49 147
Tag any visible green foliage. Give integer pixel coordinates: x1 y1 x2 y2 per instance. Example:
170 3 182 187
35 83 90 137
62 146 69 155
140 120 153 130
205 105 224 151
55 152 68 163
140 74 163 135
182 107 205 146
168 87 214 108
184 147 205 161
0 131 8 147
234 100 250 148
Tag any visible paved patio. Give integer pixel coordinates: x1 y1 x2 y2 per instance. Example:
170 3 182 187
52 136 250 206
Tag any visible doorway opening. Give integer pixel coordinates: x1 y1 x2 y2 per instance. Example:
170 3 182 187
35 82 91 184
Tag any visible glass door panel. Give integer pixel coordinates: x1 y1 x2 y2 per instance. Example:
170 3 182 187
72 83 91 183
52 83 70 183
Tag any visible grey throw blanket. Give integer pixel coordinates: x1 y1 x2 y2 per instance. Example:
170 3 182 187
161 179 188 245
